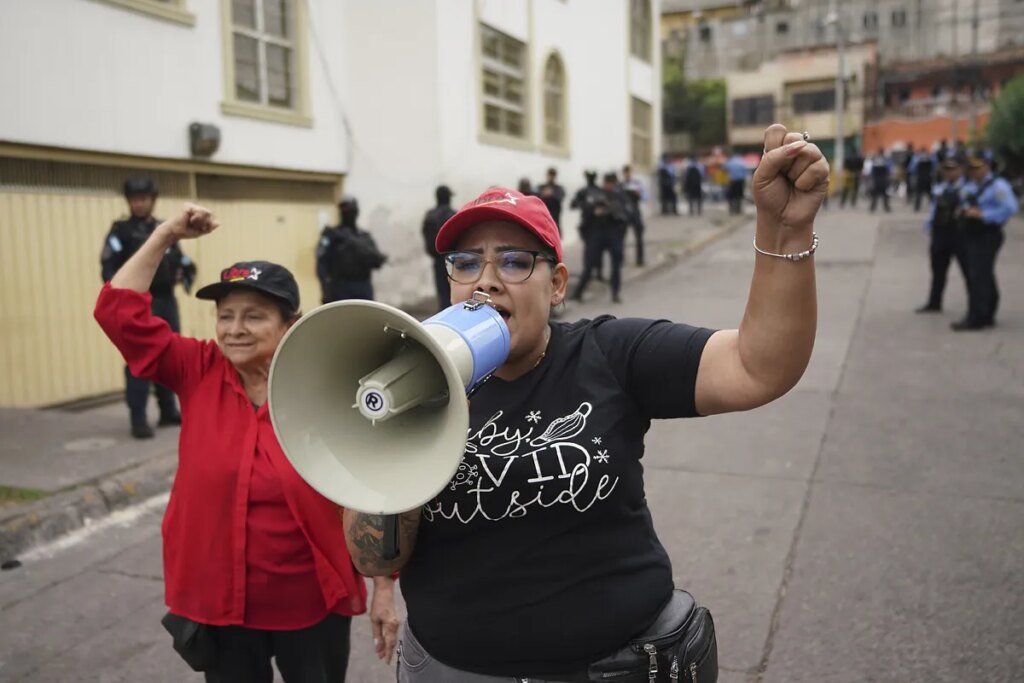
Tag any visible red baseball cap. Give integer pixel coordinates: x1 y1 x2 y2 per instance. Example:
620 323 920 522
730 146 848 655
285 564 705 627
435 187 563 262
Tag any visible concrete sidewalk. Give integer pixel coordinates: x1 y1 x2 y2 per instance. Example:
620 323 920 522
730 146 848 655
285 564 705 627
0 203 746 564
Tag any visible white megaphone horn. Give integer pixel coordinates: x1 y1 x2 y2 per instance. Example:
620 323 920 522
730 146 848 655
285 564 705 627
267 292 510 515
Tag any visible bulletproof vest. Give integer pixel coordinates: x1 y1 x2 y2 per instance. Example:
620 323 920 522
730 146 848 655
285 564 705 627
959 178 997 230
933 186 960 231
578 186 606 225
110 218 181 295
965 177 995 208
327 226 385 281
683 166 702 190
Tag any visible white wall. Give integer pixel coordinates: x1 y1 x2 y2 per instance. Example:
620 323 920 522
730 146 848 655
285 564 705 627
433 0 648 215
0 0 349 173
332 0 446 304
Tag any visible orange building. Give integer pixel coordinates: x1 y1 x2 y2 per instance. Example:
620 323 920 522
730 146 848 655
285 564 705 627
863 46 1024 152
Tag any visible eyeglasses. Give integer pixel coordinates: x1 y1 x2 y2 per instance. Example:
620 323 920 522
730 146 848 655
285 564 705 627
442 249 557 284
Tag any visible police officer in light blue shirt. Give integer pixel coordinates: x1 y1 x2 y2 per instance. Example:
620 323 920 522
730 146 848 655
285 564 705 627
916 158 969 314
723 152 748 216
952 155 1020 330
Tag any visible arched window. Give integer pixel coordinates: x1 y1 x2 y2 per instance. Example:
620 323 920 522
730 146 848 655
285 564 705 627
630 0 652 62
543 53 567 148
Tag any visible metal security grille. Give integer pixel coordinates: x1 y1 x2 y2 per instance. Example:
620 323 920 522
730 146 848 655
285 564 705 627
0 157 190 196
196 174 336 203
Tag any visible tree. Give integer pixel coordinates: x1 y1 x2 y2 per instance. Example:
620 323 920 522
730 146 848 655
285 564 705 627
663 57 727 152
987 74 1024 178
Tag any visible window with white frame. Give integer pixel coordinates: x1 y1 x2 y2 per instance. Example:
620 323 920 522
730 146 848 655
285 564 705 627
631 97 653 168
93 0 194 26
481 24 528 139
230 0 296 109
630 0 653 62
543 54 567 149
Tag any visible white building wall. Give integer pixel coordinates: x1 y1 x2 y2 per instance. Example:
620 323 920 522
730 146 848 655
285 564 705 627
333 0 445 303
0 0 349 174
432 0 648 209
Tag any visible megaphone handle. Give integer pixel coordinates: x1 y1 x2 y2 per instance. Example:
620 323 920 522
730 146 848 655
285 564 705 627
382 514 401 561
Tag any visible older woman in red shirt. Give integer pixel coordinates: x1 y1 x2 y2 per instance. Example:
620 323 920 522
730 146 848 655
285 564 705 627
94 205 398 682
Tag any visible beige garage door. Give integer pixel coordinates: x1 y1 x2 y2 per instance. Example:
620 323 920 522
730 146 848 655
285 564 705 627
0 155 339 407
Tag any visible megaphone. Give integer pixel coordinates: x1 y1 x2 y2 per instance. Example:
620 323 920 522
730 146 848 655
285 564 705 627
268 292 510 515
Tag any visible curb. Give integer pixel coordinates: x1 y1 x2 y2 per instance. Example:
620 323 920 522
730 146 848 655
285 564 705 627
0 453 177 564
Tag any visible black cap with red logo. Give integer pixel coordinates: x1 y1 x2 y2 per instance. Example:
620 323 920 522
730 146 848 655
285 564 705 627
195 261 300 311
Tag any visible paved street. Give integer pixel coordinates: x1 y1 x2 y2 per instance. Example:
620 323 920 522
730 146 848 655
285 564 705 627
1 204 1022 682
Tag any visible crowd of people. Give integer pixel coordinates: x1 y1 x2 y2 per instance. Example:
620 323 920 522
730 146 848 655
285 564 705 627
656 150 754 217
837 139 989 212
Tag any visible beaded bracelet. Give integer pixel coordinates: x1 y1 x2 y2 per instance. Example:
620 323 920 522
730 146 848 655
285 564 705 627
753 232 819 261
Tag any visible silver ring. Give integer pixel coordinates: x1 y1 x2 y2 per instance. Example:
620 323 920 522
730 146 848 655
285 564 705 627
802 131 810 141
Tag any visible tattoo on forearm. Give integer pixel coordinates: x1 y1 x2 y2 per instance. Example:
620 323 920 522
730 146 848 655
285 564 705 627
345 509 421 574
350 513 386 555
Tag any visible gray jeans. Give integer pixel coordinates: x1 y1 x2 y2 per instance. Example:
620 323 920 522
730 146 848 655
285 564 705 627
396 623 576 683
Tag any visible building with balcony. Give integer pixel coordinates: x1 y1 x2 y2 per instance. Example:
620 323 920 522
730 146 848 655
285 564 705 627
863 45 1024 151
725 43 876 157
672 0 1024 82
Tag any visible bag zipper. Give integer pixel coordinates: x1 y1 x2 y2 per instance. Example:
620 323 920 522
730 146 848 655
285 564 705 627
643 643 658 683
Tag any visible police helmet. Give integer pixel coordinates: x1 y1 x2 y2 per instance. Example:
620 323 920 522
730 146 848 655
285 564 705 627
123 177 159 198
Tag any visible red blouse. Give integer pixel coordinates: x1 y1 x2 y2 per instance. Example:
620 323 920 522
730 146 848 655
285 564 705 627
94 284 367 627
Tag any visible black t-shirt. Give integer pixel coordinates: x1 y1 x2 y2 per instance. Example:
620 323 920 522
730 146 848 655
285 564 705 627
400 316 715 676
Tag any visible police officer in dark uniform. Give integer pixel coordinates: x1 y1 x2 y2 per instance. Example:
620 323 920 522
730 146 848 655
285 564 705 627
571 172 629 304
621 164 647 266
422 185 457 311
952 155 1020 330
536 168 566 236
570 169 604 283
101 178 195 439
911 147 936 212
868 148 892 213
916 159 967 314
316 196 387 303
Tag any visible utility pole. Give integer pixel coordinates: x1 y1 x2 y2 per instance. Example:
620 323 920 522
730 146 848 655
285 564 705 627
829 0 846 181
968 0 980 142
950 0 959 141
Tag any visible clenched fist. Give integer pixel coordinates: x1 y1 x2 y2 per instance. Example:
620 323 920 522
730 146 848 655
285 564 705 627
159 203 219 241
752 124 830 231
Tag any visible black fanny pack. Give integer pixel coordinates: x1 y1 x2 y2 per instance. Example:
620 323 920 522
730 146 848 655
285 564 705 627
160 612 218 672
583 590 718 683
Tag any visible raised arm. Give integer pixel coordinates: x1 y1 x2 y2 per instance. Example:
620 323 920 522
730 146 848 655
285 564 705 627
695 124 828 416
110 205 218 292
342 508 422 576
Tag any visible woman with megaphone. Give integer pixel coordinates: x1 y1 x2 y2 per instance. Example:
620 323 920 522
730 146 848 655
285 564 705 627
94 205 401 681
342 125 828 682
